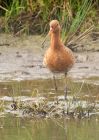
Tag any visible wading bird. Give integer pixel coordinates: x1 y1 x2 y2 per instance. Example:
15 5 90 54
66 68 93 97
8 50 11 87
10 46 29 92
43 20 75 99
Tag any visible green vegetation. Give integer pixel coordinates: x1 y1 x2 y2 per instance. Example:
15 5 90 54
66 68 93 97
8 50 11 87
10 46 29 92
0 0 98 43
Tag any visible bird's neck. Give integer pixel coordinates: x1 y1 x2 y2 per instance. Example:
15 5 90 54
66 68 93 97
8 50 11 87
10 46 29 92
50 32 62 49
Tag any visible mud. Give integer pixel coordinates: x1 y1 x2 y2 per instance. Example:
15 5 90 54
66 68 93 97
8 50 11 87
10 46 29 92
0 95 99 119
0 33 99 81
0 33 99 119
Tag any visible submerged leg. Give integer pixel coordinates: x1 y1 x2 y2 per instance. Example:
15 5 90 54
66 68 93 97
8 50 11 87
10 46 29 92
53 75 58 92
64 73 68 100
53 75 59 104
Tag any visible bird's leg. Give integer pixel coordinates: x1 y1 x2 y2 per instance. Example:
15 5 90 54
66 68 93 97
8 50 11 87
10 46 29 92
64 73 68 100
53 75 58 92
53 75 59 104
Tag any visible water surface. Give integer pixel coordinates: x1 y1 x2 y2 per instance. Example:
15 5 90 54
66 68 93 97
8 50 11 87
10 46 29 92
0 34 99 140
0 115 99 140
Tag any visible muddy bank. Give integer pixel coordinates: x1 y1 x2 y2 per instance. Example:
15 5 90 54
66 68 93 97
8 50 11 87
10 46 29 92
0 33 99 119
0 92 99 119
0 76 99 119
0 33 99 81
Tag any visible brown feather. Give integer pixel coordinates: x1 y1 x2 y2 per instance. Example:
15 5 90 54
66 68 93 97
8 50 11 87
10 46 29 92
43 20 75 73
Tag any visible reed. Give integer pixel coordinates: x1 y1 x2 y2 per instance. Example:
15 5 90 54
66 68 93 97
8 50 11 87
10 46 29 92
62 0 93 45
0 0 98 35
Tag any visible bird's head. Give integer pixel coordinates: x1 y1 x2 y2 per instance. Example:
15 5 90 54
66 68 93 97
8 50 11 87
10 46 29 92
42 20 61 48
49 20 61 34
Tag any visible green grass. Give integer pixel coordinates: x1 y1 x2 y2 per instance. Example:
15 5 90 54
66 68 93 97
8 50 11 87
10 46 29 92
0 0 98 37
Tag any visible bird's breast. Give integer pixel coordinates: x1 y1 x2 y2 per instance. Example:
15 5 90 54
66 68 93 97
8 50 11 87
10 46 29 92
43 46 75 73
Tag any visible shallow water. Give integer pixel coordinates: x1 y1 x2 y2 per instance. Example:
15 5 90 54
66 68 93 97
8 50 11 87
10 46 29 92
0 78 99 99
0 80 98 138
0 115 99 140
0 34 99 139
0 78 99 118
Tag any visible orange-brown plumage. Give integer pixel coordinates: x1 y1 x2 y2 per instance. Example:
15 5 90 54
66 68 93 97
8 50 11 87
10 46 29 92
43 20 75 99
43 20 75 73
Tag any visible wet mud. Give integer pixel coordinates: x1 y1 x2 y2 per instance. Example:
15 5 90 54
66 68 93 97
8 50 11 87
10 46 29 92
0 33 99 119
0 33 99 81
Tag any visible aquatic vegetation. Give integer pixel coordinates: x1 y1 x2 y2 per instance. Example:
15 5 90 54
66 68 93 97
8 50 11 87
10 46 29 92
0 78 99 119
0 100 5 112
0 80 98 119
0 94 99 119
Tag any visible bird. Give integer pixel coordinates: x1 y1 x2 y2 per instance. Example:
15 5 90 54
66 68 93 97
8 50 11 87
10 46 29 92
43 20 75 99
